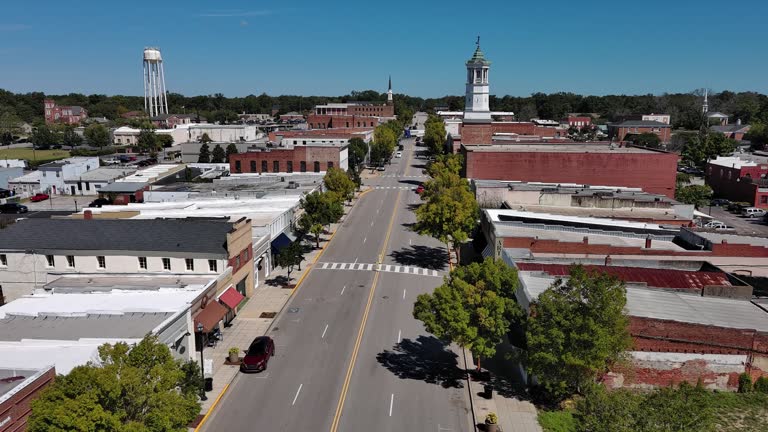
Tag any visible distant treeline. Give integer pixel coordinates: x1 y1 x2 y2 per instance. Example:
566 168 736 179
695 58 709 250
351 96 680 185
2 88 767 130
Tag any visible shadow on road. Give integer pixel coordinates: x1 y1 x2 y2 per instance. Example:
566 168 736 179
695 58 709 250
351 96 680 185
376 336 464 389
398 179 422 186
390 245 448 270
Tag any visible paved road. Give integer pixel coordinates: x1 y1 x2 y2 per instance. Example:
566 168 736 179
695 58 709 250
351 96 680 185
202 115 471 432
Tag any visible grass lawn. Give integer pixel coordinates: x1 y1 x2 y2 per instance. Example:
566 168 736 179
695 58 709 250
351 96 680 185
0 148 71 165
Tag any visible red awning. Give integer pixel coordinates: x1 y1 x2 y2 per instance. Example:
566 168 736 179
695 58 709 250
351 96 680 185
218 287 245 310
194 301 228 333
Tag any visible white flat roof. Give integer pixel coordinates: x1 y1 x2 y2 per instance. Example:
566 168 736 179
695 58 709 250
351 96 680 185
708 156 767 169
496 225 683 251
0 339 140 374
116 164 181 183
486 209 668 231
520 272 768 331
8 171 41 183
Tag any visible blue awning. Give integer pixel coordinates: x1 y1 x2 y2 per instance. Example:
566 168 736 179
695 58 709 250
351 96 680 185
271 231 297 253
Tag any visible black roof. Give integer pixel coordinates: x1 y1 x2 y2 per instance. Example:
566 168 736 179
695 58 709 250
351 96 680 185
0 218 234 255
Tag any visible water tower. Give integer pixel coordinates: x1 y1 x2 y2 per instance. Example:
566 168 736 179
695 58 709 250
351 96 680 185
143 47 169 117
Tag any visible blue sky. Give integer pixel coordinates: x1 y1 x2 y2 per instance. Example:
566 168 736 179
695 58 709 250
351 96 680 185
1 0 767 98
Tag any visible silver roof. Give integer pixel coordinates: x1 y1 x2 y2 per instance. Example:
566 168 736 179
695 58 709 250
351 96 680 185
0 312 173 341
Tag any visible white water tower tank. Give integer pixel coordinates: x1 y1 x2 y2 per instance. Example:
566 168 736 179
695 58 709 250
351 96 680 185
143 47 169 117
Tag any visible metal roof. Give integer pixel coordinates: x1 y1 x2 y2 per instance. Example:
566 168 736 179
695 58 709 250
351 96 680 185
515 263 730 290
0 218 235 255
519 272 768 331
97 181 147 193
610 120 670 127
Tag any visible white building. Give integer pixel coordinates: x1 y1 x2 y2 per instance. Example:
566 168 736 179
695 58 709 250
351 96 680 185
7 171 42 196
0 274 221 370
63 167 137 196
0 218 241 303
0 159 25 169
181 141 267 163
113 124 262 146
38 157 100 195
642 114 671 125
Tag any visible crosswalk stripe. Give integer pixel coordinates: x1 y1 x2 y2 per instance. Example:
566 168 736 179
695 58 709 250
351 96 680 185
316 262 442 277
395 266 401 272
321 262 329 269
432 270 438 277
331 263 339 270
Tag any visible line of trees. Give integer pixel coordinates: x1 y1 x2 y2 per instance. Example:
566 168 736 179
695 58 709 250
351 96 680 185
5 88 767 130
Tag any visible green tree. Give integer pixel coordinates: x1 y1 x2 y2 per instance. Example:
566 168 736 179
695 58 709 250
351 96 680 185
324 167 356 203
28 335 200 432
198 143 211 163
413 258 523 369
630 132 661 148
754 376 768 393
681 132 737 168
225 143 239 162
211 144 225 163
298 213 325 248
156 134 174 148
200 133 213 144
423 114 446 156
526 265 632 401
374 125 397 160
414 174 478 265
347 137 368 171
84 123 110 148
635 382 715 432
425 154 463 178
30 125 60 149
137 128 158 152
745 122 768 151
300 191 344 230
675 184 713 208
61 125 83 149
369 141 388 168
275 240 304 282
0 111 22 145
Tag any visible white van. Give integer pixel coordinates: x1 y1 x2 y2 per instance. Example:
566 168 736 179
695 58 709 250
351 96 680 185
742 207 766 218
395 151 402 158
703 221 727 229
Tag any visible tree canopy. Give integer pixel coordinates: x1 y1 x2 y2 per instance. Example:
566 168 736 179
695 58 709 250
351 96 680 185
28 335 200 432
681 131 737 168
675 184 713 208
413 258 523 368
275 240 305 282
225 143 239 162
526 265 632 401
211 144 225 163
84 123 110 148
137 129 157 152
628 132 661 148
347 137 368 172
323 167 356 202
423 115 446 156
197 143 211 163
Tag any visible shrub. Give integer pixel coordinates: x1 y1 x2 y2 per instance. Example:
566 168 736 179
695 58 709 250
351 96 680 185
754 376 768 393
738 373 752 393
228 347 240 356
485 412 498 424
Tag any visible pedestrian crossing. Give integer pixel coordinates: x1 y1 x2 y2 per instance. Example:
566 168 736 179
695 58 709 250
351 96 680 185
373 186 417 190
317 262 442 277
380 175 428 179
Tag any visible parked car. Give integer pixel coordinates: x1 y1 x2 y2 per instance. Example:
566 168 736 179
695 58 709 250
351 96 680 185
0 188 11 198
703 221 728 229
416 184 425 194
0 203 28 214
29 193 50 202
710 198 730 207
240 336 275 373
102 158 120 165
728 202 752 213
88 198 113 208
395 151 403 158
742 207 766 218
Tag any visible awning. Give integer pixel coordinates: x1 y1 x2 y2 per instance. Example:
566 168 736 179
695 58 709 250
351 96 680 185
193 301 228 333
694 210 714 220
271 231 297 253
481 243 494 258
218 287 245 310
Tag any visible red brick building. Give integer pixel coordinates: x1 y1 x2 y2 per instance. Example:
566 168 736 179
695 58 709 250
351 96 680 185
307 114 379 129
230 144 348 174
565 116 591 128
462 143 678 198
707 156 768 208
608 120 672 143
44 99 88 125
0 366 55 432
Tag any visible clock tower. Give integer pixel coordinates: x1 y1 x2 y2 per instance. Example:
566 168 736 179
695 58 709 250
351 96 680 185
464 37 491 122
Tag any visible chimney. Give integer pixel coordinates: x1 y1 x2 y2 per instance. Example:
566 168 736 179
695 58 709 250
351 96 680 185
737 118 742 125
604 255 612 266
582 236 589 244
84 210 93 220
721 239 728 245
645 236 652 248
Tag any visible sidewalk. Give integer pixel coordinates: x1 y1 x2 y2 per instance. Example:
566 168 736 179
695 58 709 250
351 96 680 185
191 187 370 430
464 346 541 432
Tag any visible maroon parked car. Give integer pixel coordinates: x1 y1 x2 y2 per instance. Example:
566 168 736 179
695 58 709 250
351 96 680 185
240 336 275 373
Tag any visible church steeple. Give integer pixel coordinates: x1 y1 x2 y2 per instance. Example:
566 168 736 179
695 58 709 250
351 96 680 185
387 75 393 106
464 36 491 122
702 89 709 114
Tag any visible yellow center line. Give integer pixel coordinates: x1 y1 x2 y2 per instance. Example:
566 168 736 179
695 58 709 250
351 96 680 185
330 188 401 432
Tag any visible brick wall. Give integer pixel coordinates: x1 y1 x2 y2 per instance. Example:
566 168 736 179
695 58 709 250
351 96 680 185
460 122 493 144
601 317 768 390
307 114 379 129
706 162 768 207
611 126 672 143
347 104 394 117
0 367 55 432
230 146 341 174
463 150 678 198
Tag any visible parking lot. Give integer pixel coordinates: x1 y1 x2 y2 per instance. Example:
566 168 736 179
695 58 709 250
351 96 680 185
703 206 768 237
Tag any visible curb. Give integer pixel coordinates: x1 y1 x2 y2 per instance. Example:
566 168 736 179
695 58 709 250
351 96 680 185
193 383 230 432
463 348 478 432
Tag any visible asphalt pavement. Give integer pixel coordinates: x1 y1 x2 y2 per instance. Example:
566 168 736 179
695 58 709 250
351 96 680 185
202 118 471 432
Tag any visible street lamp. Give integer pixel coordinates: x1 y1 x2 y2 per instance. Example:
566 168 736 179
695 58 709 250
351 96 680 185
196 322 208 401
